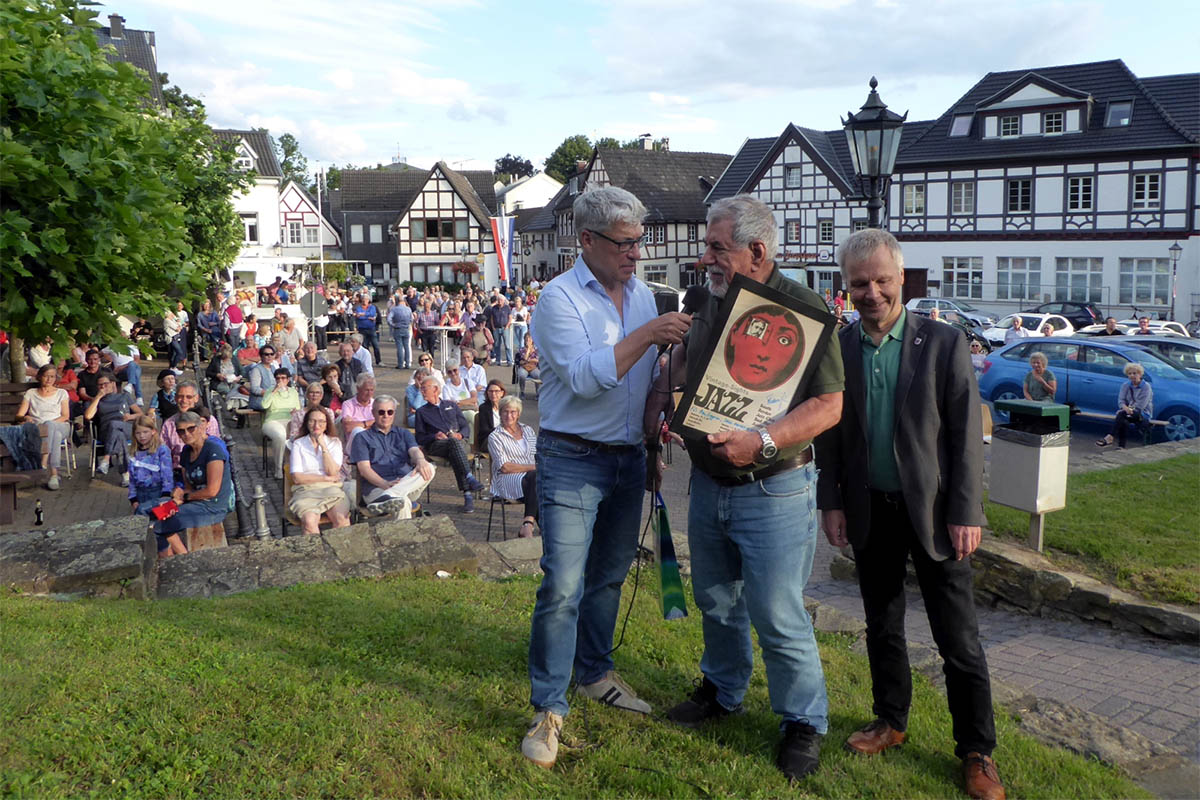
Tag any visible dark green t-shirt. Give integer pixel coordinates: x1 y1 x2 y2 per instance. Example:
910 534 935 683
681 266 844 478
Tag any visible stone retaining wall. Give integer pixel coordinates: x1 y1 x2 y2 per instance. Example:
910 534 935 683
0 517 156 599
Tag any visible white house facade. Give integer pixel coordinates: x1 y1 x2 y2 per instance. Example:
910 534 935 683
278 180 341 260
213 129 288 265
495 172 563 214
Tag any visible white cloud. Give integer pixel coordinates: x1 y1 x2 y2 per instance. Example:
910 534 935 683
327 68 355 91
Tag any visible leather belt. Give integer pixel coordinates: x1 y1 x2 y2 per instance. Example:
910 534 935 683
541 428 641 454
708 446 812 487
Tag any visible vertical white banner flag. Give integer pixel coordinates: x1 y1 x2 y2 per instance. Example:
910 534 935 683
490 215 515 284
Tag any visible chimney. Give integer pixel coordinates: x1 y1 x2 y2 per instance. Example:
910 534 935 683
574 159 588 175
108 14 125 38
639 133 653 150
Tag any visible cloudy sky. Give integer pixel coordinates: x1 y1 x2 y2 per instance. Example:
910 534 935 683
101 0 1197 176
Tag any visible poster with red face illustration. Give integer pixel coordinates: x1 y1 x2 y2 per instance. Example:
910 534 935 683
673 273 835 438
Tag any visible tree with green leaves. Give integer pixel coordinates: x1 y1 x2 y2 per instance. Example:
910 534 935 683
0 0 240 371
543 135 594 182
276 132 309 189
494 153 533 184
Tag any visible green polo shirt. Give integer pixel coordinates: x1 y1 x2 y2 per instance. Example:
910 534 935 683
862 307 905 492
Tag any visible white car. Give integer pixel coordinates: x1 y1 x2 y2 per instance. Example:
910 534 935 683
983 313 1074 347
1117 319 1191 338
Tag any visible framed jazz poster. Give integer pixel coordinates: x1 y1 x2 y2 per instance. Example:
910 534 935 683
671 273 836 438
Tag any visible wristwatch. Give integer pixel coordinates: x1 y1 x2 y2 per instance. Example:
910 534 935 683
757 428 778 460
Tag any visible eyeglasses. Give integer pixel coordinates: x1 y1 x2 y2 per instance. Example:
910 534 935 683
586 229 645 253
419 358 432 364
177 425 197 434
261 351 275 357
375 409 395 416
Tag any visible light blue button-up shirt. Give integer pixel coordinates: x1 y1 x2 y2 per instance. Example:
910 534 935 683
530 256 659 445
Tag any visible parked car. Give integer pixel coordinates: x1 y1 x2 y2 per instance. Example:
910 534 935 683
1022 301 1104 330
983 313 1074 347
645 280 686 315
905 297 995 328
1077 322 1137 335
1116 319 1191 338
1125 336 1200 375
978 337 1200 440
910 308 992 353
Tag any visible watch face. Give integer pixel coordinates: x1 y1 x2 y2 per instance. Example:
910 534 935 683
762 443 778 459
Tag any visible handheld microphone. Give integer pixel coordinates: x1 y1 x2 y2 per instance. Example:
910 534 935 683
658 284 710 358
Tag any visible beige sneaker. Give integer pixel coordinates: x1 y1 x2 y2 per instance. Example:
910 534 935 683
578 670 652 714
521 710 563 769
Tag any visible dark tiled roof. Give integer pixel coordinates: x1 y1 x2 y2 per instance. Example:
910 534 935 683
529 184 569 229
706 137 775 203
338 169 426 212
898 59 1197 165
212 129 283 178
93 21 164 107
594 148 733 222
437 163 497 225
1140 73 1200 138
511 205 544 231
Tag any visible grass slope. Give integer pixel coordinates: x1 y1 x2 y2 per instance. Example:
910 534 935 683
985 453 1200 606
1 574 1148 799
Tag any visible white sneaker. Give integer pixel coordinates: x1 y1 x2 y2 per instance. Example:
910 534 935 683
578 671 652 714
97 460 110 475
119 472 129 487
521 710 563 769
47 475 60 491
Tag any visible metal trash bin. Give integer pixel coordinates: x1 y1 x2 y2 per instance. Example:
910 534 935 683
989 399 1070 550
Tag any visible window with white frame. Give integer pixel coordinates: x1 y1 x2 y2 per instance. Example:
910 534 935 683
1043 111 1064 134
949 114 972 137
903 184 925 215
1119 258 1169 305
942 257 983 299
655 225 665 245
1054 257 1103 302
369 224 383 244
1006 179 1032 213
785 221 802 243
350 224 363 244
687 223 698 241
643 264 667 284
951 181 974 215
234 146 253 171
1132 174 1161 209
412 219 470 240
999 116 1020 137
818 220 834 244
852 220 868 232
287 221 302 245
785 167 802 188
241 213 259 244
1067 176 1093 211
996 257 1041 300
304 226 319 245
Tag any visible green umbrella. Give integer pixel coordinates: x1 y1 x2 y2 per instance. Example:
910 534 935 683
653 492 687 621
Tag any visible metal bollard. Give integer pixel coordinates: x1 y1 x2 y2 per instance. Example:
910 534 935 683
252 483 272 539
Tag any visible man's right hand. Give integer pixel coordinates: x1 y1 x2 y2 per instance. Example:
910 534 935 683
643 311 692 348
645 448 664 492
822 509 849 548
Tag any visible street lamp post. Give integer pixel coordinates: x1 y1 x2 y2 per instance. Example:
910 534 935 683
1168 241 1182 321
842 77 907 229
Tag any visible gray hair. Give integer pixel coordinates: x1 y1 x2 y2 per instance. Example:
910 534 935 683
350 332 363 345
498 395 523 415
836 228 904 278
573 186 647 236
372 394 398 413
412 367 432 383
1124 362 1144 378
707 194 779 261
1029 352 1048 367
354 372 375 390
419 376 441 389
176 410 204 428
177 379 200 395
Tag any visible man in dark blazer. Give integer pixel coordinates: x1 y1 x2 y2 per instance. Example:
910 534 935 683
815 229 1004 800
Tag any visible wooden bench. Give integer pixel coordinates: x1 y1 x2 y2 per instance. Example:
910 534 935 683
183 522 227 552
0 474 31 525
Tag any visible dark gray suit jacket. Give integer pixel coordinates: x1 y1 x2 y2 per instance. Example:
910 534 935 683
816 313 984 561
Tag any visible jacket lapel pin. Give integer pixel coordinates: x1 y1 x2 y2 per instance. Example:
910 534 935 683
914 337 923 345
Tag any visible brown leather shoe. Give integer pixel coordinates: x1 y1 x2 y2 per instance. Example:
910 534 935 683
844 718 907 754
963 752 1006 800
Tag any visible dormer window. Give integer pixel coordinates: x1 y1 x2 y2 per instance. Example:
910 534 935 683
1105 101 1132 127
949 114 972 137
1043 111 1064 134
568 176 578 195
999 116 1020 137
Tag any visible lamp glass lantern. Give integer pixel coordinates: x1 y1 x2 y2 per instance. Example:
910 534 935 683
842 77 907 228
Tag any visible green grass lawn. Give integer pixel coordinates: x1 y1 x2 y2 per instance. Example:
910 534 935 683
985 453 1200 607
1 573 1149 799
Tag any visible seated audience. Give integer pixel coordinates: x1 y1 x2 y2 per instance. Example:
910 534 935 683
262 368 301 479
127 415 179 555
156 411 234 557
288 406 352 534
460 347 487 403
16 363 71 490
320 363 344 411
84 372 142 484
350 332 375 376
515 333 540 399
410 352 444 388
1097 362 1153 449
244 345 281 412
414 377 485 513
349 395 435 520
1023 352 1057 402
405 367 432 428
474 379 506 452
289 381 337 439
161 381 221 472
294 340 327 389
334 341 364 399
488 395 539 538
341 373 377 445
149 369 179 420
101 338 144 403
206 343 245 411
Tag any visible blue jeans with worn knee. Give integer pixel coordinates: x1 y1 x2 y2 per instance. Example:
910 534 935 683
529 433 645 716
688 463 828 732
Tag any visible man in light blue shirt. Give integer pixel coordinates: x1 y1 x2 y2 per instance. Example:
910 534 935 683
521 186 692 770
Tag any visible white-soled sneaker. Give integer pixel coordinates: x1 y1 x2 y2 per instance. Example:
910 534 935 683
365 497 408 517
578 670 652 714
521 710 562 769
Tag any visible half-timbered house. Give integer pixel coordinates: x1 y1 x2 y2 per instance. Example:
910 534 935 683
278 181 341 260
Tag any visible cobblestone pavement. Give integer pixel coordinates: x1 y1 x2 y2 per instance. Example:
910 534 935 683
5 350 1198 763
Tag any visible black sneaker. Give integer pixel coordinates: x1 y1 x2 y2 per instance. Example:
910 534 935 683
666 677 744 729
776 721 821 781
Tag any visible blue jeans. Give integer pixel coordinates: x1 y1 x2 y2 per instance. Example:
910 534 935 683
529 434 646 716
688 463 828 732
358 327 382 363
169 334 186 369
117 360 143 402
391 327 412 369
493 327 512 364
511 323 528 353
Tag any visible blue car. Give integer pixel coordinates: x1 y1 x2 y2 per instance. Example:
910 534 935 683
978 337 1200 441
